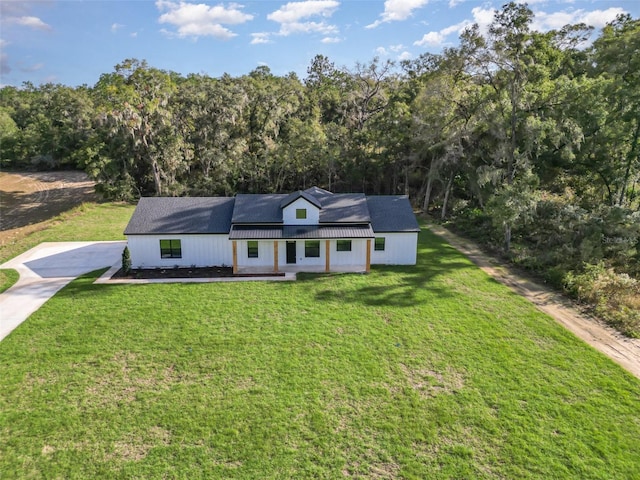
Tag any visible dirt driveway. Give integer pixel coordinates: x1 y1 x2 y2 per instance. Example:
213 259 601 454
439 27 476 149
427 223 640 381
0 171 96 246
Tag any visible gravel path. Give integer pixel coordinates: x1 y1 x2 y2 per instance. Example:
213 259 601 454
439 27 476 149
427 223 640 380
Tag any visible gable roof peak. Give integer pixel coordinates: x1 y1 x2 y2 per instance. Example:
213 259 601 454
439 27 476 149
279 190 322 209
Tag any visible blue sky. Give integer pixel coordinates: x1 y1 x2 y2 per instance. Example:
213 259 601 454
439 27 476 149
1 0 638 87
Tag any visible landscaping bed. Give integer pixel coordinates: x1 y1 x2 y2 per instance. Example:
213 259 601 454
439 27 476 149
112 266 285 279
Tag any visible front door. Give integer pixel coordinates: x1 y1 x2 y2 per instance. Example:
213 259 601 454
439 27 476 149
286 241 296 264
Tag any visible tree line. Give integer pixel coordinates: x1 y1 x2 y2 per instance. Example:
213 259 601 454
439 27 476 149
1 3 638 331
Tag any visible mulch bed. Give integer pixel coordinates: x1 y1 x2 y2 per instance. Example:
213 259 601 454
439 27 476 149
112 267 285 279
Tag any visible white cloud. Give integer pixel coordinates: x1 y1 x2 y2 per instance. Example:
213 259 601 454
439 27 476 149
268 1 339 23
389 44 404 52
267 0 340 37
278 21 338 36
532 7 626 32
156 1 254 40
367 0 430 29
414 31 445 47
470 6 495 34
398 51 412 61
448 0 462 7
321 36 341 43
111 23 124 33
9 16 52 31
414 19 469 47
130 32 138 38
376 46 389 56
251 32 272 44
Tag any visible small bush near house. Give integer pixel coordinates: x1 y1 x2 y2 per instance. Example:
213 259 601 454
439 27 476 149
121 246 132 274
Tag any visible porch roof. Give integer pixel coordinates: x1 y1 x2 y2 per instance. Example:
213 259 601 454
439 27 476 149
229 224 375 240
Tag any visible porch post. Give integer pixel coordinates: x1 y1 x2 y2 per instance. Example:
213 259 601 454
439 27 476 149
232 240 238 274
274 241 279 272
366 239 371 273
325 240 330 273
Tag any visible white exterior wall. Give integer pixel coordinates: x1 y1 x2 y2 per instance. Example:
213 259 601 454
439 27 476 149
328 239 368 266
276 239 368 268
370 232 418 265
127 234 232 268
281 240 325 268
236 240 275 269
282 198 320 225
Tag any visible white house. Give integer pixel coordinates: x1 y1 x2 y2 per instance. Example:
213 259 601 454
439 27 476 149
124 186 420 274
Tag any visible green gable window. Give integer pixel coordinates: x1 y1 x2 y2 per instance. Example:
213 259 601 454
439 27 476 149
247 241 259 258
374 237 385 251
336 240 352 252
160 239 182 259
305 240 320 258
296 208 307 219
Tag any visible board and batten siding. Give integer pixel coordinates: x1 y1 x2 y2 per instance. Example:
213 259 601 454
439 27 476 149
127 234 232 268
235 240 275 269
282 198 320 225
327 239 368 266
371 232 418 265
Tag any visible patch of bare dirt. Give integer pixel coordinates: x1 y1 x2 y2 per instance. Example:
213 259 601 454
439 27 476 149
427 222 640 381
0 170 96 246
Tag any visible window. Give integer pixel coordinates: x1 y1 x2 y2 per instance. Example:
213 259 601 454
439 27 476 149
336 240 352 252
296 208 307 219
305 240 320 258
375 237 385 251
247 241 259 258
160 239 182 258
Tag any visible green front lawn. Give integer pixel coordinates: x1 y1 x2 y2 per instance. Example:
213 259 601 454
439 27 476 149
0 269 19 293
1 227 639 478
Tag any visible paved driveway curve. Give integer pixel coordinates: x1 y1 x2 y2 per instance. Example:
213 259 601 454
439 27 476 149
0 241 126 341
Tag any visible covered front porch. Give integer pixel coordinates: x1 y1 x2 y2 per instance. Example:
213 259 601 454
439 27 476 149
231 237 373 275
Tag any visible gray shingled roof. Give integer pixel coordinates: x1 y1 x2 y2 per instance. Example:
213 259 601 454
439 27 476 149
318 194 370 223
229 225 374 239
279 190 322 209
366 196 420 232
124 197 235 235
231 194 288 223
232 192 371 224
303 186 333 201
124 188 419 237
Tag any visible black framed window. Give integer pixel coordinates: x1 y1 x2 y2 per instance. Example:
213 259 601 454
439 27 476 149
247 241 259 258
296 208 307 219
305 240 320 258
336 240 352 252
160 239 182 258
374 237 385 251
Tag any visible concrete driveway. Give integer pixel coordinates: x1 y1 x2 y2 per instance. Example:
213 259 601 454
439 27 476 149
0 241 126 341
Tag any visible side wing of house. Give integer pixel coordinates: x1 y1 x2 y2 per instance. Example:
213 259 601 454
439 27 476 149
124 197 235 269
366 196 420 265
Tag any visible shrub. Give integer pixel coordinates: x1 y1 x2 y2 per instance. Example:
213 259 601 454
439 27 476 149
565 262 640 338
122 246 132 274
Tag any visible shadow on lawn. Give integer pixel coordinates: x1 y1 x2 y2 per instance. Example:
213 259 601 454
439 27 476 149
308 230 476 308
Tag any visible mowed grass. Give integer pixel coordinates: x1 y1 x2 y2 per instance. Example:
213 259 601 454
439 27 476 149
1 220 639 478
0 268 19 293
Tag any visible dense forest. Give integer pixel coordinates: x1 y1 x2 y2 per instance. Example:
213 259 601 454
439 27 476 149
1 3 638 334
